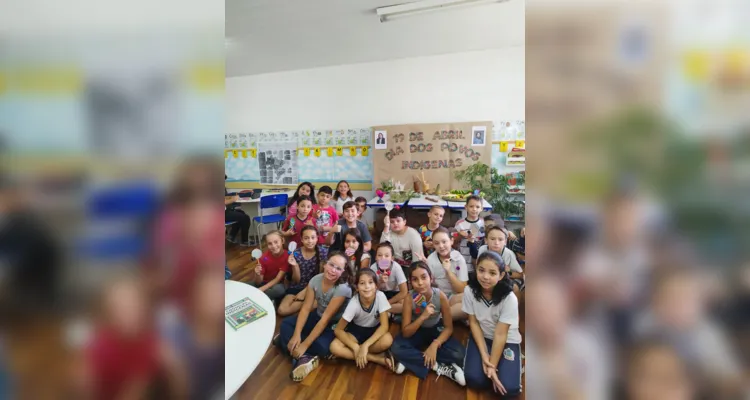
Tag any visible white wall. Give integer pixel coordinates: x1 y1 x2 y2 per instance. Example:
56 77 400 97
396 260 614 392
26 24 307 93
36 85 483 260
226 47 525 224
226 47 525 132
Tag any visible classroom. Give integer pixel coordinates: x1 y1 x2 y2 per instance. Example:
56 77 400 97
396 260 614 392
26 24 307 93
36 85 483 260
224 1 525 399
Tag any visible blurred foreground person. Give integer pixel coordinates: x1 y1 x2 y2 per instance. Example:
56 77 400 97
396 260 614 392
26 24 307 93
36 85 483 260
625 339 695 400
80 275 185 399
0 174 68 398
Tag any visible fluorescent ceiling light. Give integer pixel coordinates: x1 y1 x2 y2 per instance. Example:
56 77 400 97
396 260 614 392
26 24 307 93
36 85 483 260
376 0 507 22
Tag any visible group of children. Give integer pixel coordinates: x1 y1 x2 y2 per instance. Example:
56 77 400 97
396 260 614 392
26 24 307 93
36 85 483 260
245 182 525 396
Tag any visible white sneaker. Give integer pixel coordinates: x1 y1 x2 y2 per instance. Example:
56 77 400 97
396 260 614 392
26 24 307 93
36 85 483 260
395 362 406 374
433 362 466 386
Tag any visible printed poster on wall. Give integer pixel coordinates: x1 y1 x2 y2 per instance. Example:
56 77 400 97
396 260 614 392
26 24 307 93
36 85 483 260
371 121 492 191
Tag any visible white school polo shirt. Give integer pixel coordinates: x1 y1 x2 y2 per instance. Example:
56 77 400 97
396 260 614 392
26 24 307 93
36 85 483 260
342 291 391 328
461 285 522 343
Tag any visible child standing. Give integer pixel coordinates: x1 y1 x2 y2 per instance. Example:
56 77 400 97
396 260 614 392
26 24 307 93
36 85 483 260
455 195 485 271
327 201 372 252
477 226 523 298
370 242 408 314
253 231 289 302
417 205 446 256
313 186 339 247
426 227 469 320
333 180 354 216
277 252 353 382
287 182 316 218
390 262 466 386
281 196 315 249
462 252 522 396
381 207 425 270
354 196 368 223
329 269 405 374
278 226 328 316
343 228 371 275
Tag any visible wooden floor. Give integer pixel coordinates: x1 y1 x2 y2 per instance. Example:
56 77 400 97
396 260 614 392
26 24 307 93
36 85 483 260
227 242 524 400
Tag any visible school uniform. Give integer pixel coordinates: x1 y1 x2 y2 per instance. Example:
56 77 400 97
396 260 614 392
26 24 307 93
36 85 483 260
278 274 352 358
461 286 523 395
341 292 391 342
390 288 466 379
454 218 485 269
369 261 407 299
426 251 468 298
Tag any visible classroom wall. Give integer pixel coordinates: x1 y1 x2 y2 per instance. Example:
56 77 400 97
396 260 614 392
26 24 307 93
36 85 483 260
226 47 525 222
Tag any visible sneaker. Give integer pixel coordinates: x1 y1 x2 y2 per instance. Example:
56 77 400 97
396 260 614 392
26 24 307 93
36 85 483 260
394 362 406 374
291 354 319 382
433 362 466 386
226 235 238 244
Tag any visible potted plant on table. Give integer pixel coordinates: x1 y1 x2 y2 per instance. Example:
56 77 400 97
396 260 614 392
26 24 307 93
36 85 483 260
454 163 525 222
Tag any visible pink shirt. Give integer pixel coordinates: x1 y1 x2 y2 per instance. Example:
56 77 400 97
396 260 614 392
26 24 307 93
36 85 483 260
312 204 339 245
288 201 298 218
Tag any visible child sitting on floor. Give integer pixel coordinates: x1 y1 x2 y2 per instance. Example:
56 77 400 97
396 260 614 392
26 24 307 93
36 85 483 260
276 252 353 382
329 269 405 374
425 227 469 321
390 262 466 386
327 201 372 252
462 251 522 396
417 205 446 256
370 242 408 314
278 226 328 316
252 231 289 302
343 228 371 276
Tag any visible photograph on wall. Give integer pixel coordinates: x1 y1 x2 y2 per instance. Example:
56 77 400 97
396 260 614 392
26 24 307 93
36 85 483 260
471 126 486 146
374 130 387 149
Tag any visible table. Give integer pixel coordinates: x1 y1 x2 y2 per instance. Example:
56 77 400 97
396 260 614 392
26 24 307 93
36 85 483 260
225 281 276 399
366 194 407 208
406 194 447 209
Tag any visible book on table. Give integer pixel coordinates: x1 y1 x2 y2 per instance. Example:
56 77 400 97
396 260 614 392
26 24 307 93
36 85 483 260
225 297 268 330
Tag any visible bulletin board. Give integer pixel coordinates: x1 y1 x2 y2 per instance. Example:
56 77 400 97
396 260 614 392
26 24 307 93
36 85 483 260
371 121 493 191
224 129 373 185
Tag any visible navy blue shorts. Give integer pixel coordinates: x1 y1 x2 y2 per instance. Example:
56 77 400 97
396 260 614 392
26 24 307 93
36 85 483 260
346 323 379 343
285 287 305 296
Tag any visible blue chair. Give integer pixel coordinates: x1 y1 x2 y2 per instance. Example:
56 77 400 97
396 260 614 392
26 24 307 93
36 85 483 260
252 193 288 243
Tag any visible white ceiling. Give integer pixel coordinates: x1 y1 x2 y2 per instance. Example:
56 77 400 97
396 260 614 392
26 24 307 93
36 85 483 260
226 0 525 77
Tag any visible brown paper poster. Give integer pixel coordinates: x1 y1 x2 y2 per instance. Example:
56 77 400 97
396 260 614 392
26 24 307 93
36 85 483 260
371 122 493 191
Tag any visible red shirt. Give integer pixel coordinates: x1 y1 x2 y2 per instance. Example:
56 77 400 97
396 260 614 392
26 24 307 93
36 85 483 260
312 205 339 244
86 327 160 400
259 250 289 283
281 214 315 249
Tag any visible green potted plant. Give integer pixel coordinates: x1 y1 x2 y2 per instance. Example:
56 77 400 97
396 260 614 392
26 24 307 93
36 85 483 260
454 163 525 221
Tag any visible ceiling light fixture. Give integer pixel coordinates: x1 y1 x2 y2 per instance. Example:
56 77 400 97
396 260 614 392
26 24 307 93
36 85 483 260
376 0 508 22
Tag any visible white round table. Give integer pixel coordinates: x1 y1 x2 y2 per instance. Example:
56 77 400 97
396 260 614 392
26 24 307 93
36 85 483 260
225 280 276 399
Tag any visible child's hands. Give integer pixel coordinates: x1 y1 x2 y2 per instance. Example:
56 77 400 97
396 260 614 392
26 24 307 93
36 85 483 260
508 230 517 241
333 224 342 233
421 303 436 318
254 264 263 277
424 239 434 249
488 369 506 395
482 356 496 376
316 209 322 218
379 273 389 286
355 345 369 369
520 227 525 238
423 343 438 368
417 253 428 263
288 254 298 267
288 334 301 354
292 340 310 359
467 231 475 243
284 228 295 236
459 230 469 239
441 258 452 271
